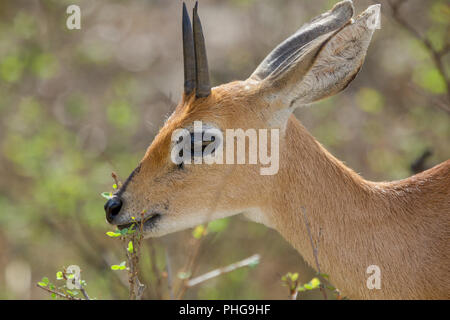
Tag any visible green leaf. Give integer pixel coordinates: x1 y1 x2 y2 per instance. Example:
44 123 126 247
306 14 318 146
106 231 120 237
101 192 113 199
318 273 329 280
303 277 321 290
291 273 299 281
192 225 206 239
112 183 118 189
310 277 320 288
37 281 47 287
127 241 133 253
111 265 120 270
56 271 64 280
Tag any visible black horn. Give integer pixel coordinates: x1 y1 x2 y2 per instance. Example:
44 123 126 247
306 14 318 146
182 2 196 96
192 2 211 98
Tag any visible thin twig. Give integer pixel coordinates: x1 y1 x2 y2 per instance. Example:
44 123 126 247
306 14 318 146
60 268 91 300
301 207 327 300
186 254 260 287
79 287 90 300
110 174 146 300
36 284 81 300
111 172 122 188
126 212 146 300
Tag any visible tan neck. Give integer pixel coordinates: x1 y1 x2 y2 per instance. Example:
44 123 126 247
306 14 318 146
260 115 449 299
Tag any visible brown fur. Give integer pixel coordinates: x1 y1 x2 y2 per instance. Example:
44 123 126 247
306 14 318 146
271 117 450 299
112 2 449 299
117 83 450 299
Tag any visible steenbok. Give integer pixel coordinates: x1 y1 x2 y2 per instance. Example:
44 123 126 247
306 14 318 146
104 1 450 299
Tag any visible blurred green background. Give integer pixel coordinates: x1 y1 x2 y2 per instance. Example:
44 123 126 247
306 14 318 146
0 0 448 299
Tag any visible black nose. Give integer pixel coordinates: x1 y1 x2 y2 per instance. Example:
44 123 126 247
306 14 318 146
104 197 123 223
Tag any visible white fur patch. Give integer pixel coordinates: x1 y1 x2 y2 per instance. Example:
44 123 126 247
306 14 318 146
243 207 274 228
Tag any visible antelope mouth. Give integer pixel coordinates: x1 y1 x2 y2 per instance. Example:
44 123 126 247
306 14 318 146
117 213 161 231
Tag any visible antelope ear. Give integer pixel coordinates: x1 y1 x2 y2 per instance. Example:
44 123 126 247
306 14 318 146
250 1 380 109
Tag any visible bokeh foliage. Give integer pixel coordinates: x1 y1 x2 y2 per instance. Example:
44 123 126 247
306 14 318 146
0 0 448 299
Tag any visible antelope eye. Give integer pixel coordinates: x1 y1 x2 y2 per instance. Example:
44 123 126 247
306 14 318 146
190 131 216 157
173 128 221 169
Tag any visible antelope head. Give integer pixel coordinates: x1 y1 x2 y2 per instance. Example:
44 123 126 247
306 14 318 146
104 1 380 237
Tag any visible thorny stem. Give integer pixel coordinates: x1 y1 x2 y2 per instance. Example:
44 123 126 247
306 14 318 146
36 284 81 300
62 268 91 300
37 267 92 300
127 211 146 300
109 172 145 300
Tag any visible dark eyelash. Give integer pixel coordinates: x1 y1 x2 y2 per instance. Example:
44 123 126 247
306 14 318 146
176 132 217 169
191 133 215 151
